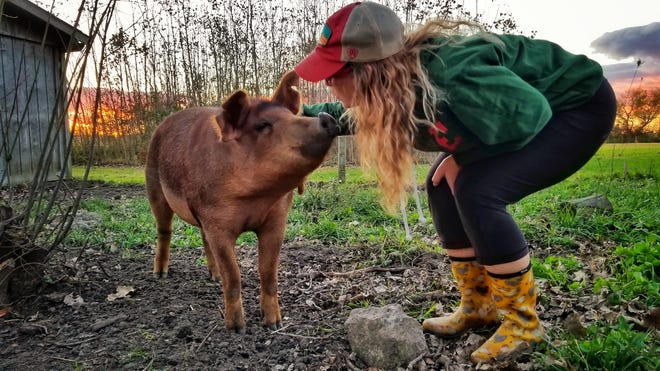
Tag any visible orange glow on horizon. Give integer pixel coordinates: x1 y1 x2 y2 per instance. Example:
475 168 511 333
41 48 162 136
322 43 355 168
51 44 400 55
67 88 145 138
68 106 138 137
609 75 660 98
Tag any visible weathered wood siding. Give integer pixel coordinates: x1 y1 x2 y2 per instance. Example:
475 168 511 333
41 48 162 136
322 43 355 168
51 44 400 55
0 10 71 186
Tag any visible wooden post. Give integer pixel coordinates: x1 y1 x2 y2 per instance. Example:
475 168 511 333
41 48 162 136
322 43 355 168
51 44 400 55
338 136 346 183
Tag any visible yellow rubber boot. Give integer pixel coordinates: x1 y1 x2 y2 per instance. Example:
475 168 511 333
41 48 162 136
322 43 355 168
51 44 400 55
422 258 500 337
471 265 545 363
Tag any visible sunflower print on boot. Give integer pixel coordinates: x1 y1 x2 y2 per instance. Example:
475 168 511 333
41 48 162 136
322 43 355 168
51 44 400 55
471 266 545 363
423 259 500 337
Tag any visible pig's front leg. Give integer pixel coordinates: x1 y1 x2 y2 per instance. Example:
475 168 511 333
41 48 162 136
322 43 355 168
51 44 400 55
205 230 245 333
201 229 221 280
257 223 285 330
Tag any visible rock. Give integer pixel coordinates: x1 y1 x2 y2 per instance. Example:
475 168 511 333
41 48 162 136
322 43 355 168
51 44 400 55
563 194 613 215
345 304 428 369
71 210 102 229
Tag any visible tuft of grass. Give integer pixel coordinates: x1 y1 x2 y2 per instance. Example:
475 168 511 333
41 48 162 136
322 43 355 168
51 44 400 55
532 255 583 292
594 233 659 307
537 317 659 371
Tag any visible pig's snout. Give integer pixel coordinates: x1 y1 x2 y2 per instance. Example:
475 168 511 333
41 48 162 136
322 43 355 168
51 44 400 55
319 112 339 137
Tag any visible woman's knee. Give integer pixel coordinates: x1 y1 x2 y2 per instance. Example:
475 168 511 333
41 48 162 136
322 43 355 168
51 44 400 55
452 173 498 217
453 172 478 201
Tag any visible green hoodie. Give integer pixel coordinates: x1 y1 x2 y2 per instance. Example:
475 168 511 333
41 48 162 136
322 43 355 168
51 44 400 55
302 34 604 165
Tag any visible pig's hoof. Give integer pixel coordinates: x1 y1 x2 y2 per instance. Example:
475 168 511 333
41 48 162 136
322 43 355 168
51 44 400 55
228 325 246 335
153 271 168 279
266 321 283 331
226 321 246 334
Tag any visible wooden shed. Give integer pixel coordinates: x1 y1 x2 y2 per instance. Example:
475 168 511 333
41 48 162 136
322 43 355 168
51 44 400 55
0 0 88 186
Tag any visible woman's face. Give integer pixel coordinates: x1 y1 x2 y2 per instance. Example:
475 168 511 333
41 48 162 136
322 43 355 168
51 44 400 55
325 66 355 107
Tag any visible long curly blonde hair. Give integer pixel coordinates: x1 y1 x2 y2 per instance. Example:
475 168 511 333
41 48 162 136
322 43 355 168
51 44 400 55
344 19 486 214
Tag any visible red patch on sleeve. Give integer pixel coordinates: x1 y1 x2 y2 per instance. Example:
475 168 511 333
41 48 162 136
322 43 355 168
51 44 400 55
428 121 462 152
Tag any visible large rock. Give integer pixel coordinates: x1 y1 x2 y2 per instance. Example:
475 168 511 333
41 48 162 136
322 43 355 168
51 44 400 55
345 304 428 369
563 194 613 215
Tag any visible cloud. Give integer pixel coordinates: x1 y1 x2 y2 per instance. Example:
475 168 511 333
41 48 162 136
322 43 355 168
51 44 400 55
602 60 660 81
593 23 660 95
591 22 660 60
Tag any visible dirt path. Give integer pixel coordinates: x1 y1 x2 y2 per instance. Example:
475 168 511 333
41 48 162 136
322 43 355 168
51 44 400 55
1 237 472 370
0 182 632 370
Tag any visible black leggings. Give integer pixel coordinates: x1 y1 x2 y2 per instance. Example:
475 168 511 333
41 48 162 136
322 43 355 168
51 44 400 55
425 79 616 265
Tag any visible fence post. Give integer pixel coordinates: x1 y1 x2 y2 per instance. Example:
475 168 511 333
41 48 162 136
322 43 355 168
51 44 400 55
338 136 346 182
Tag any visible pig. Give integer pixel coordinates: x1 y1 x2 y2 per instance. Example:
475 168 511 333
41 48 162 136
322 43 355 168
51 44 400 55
145 70 339 333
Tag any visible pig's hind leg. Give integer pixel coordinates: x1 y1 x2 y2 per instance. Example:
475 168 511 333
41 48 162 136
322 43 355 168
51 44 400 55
146 180 174 278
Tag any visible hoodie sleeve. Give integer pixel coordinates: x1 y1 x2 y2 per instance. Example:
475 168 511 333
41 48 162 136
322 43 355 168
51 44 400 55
302 102 353 135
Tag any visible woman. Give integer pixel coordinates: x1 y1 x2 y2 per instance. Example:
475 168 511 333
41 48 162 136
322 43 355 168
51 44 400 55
295 1 616 364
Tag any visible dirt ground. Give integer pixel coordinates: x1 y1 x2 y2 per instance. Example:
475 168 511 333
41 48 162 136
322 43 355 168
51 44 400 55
0 182 638 370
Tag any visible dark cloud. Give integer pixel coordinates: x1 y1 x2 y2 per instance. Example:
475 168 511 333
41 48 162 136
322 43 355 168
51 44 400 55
591 22 660 60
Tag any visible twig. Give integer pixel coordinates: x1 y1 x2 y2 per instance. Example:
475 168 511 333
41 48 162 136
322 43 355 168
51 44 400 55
32 323 49 335
195 323 219 353
96 258 112 279
406 351 428 370
272 330 332 340
48 336 97 348
345 356 362 371
327 266 409 277
90 314 129 331
271 325 333 340
49 356 79 363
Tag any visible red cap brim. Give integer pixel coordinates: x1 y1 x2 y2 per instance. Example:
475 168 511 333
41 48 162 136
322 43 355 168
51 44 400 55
294 50 347 83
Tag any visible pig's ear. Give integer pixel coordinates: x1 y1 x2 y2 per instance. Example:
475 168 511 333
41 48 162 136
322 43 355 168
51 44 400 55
272 70 301 114
219 90 249 142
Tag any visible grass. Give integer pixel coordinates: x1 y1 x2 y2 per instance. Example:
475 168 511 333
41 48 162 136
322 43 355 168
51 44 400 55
580 142 659 178
72 166 145 184
68 142 659 368
538 317 658 370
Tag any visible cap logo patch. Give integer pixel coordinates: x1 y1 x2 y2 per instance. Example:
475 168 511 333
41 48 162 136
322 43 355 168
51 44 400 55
319 24 332 46
347 47 359 59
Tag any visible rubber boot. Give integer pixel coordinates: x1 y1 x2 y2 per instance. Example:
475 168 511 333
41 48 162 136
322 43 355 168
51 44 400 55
422 258 500 337
471 265 544 363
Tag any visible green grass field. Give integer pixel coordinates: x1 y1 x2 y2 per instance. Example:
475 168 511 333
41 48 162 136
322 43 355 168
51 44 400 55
69 142 659 369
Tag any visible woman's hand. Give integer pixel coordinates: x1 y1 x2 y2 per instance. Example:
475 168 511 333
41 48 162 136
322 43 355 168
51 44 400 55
431 155 460 195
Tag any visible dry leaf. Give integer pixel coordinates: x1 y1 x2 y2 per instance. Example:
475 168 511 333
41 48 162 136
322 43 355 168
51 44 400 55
0 307 11 317
107 285 135 302
63 293 85 308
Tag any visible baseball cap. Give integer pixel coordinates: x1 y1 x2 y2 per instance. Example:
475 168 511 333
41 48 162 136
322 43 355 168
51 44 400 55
294 1 404 82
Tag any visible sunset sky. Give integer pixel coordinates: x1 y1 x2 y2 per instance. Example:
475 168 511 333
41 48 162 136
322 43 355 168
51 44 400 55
485 0 660 96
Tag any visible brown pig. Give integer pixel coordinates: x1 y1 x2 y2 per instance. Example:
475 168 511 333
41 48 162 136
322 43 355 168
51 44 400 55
145 71 338 333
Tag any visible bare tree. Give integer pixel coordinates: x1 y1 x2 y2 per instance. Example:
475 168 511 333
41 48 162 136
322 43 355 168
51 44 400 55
62 0 526 167
1 0 117 303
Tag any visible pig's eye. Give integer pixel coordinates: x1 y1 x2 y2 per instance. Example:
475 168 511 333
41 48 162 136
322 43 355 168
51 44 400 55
255 121 272 133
